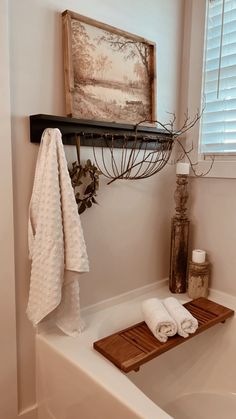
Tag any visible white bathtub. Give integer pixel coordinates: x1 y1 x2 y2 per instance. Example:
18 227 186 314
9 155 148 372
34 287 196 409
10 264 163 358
36 281 236 419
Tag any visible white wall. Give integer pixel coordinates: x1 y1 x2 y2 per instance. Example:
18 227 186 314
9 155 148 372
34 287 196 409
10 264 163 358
9 0 184 413
181 0 236 297
0 1 18 418
189 177 236 295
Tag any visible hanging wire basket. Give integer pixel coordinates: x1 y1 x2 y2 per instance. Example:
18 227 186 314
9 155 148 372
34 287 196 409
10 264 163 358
93 135 173 184
76 120 174 184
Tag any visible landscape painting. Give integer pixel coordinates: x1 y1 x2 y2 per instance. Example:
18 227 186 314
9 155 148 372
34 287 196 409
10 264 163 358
62 11 156 124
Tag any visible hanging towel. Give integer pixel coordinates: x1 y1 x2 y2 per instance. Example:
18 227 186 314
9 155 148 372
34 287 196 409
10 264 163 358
163 297 198 338
142 298 177 343
27 128 89 336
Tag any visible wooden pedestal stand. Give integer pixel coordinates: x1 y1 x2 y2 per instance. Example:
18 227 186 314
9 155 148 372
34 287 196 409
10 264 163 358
169 174 189 293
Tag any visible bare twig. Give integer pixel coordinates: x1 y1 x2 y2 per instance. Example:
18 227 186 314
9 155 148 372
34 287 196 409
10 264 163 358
176 138 215 177
90 103 213 183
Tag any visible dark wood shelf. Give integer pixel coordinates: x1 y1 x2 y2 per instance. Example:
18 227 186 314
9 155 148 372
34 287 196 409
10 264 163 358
93 297 234 373
29 114 173 149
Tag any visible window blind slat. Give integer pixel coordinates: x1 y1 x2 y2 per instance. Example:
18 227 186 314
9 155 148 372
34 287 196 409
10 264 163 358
208 19 236 40
209 0 236 15
205 77 236 94
202 122 236 134
205 86 236 101
205 66 236 82
208 29 236 45
202 143 236 154
209 10 236 26
205 63 236 78
206 55 236 71
202 109 236 122
204 98 236 109
201 0 236 154
207 30 236 48
202 131 236 141
202 117 236 125
206 44 236 61
206 48 236 64
210 8 236 20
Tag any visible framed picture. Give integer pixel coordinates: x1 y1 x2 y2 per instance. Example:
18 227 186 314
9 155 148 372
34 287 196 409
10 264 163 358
62 10 157 124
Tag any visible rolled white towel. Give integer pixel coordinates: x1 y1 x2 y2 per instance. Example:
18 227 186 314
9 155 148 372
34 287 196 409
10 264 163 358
163 297 198 338
142 298 177 343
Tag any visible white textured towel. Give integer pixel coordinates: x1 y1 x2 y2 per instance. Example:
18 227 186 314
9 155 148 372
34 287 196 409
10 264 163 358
27 128 89 336
163 297 198 338
142 298 177 342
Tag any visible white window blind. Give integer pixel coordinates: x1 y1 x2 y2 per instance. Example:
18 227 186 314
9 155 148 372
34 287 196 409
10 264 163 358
201 0 236 154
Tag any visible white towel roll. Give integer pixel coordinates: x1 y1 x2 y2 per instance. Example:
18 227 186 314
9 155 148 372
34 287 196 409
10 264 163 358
142 298 177 343
163 297 198 338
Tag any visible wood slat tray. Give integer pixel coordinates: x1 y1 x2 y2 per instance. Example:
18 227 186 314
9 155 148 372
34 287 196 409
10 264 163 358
93 297 234 373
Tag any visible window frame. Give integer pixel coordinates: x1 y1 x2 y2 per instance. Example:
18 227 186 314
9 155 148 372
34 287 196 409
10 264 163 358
183 0 236 178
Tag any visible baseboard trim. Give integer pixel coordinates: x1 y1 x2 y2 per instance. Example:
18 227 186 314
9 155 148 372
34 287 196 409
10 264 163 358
19 404 37 419
81 278 168 316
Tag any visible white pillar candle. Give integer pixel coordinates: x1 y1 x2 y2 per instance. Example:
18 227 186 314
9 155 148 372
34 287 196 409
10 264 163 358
176 162 190 175
192 249 206 264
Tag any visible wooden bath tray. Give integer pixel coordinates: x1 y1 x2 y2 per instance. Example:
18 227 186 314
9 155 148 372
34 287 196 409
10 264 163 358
93 297 234 373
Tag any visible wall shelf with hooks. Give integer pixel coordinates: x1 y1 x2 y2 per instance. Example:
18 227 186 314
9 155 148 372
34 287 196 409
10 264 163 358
30 114 174 181
30 114 173 149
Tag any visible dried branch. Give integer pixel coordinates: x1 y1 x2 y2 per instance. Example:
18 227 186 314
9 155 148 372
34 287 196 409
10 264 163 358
173 108 203 138
87 102 213 184
173 141 194 164
176 137 215 177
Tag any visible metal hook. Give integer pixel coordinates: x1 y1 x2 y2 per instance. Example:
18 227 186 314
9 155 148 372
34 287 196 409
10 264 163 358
75 134 81 165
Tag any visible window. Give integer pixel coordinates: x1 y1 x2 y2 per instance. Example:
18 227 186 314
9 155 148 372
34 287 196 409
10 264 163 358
200 0 236 155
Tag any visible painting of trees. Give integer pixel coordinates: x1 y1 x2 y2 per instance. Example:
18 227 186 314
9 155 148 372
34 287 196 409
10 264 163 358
63 11 156 123
133 62 147 86
95 54 112 79
71 20 95 82
97 32 151 80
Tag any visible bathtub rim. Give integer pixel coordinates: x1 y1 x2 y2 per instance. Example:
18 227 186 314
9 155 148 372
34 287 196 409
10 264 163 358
36 279 175 419
36 279 236 419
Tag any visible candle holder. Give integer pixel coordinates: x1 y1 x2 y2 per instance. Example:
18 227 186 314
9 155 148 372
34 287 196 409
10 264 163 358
188 260 210 299
169 174 189 293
